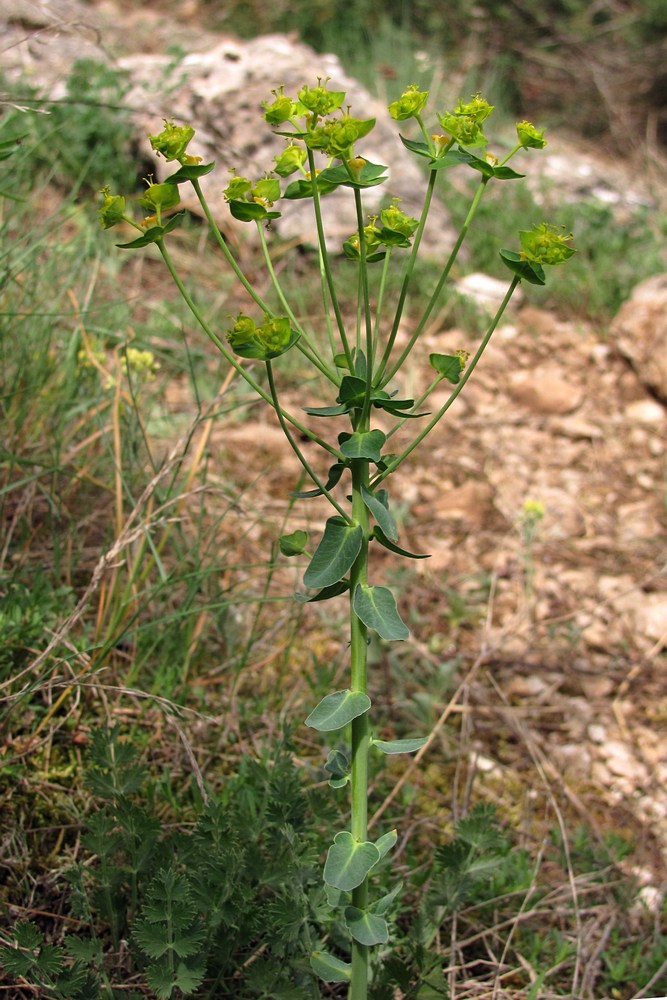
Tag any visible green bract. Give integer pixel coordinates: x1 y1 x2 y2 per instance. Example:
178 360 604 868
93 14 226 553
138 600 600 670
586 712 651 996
273 145 307 177
388 84 429 121
148 119 195 162
140 179 181 213
380 202 419 238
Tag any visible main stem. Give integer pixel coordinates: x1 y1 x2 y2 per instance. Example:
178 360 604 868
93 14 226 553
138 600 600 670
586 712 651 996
349 457 370 1000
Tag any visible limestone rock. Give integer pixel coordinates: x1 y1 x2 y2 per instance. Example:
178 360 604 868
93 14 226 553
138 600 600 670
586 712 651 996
611 274 667 403
508 368 583 415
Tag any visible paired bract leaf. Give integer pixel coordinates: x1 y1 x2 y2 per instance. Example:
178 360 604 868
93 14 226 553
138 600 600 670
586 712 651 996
116 212 185 248
499 249 546 285
429 353 463 384
305 689 371 732
324 831 380 891
303 517 363 589
353 584 409 640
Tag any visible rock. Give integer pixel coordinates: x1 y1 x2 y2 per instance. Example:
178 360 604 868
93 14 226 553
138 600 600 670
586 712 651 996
455 273 523 312
508 368 583 415
611 274 667 403
624 399 667 424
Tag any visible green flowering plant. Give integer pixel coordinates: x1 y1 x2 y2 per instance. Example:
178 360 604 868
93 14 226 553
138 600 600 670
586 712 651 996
100 80 574 1000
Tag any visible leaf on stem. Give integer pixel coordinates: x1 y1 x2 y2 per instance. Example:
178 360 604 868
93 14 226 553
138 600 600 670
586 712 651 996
353 584 409 640
323 831 380 890
295 581 350 603
344 906 389 946
116 212 185 248
499 249 546 285
279 530 308 556
291 462 346 498
228 199 281 222
310 951 351 983
318 160 388 189
372 527 430 560
374 829 398 860
339 430 386 463
429 353 463 384
360 484 398 541
165 162 215 183
372 737 428 754
305 689 371 732
303 517 363 589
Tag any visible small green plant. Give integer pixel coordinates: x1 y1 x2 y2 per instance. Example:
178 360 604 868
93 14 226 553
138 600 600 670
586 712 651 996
98 82 574 997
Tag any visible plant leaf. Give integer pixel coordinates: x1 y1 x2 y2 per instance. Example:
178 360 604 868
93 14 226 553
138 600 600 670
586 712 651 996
339 429 386 463
310 951 352 983
305 689 371 732
372 526 430 559
228 199 281 222
166 162 215 182
372 881 403 916
295 580 350 603
399 134 432 157
360 484 397 541
429 353 463 384
279 530 308 556
499 249 546 286
372 737 428 754
292 461 346 498
344 906 389 946
374 829 398 860
116 212 185 248
323 831 380 890
353 584 409 640
303 517 363 589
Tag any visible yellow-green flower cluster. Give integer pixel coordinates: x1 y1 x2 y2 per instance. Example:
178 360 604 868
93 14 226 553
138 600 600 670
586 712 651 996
227 313 295 359
98 186 126 229
516 121 547 149
123 347 160 382
148 119 196 163
388 85 429 121
519 223 575 265
437 94 494 147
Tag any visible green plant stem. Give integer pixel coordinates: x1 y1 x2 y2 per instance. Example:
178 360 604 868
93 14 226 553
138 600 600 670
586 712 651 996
255 221 338 384
381 176 490 386
373 274 521 485
191 178 272 314
306 149 355 370
265 361 351 521
374 168 438 384
156 239 344 462
353 187 374 425
349 457 370 1000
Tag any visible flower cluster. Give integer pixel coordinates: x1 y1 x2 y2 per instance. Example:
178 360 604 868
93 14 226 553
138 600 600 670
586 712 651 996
388 85 429 122
226 313 298 360
519 223 575 265
148 119 198 163
437 94 494 147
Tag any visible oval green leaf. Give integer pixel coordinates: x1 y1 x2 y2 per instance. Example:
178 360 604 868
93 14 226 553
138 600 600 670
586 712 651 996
279 530 308 556
303 517 363 589
323 831 380 891
353 584 409 641
429 353 463 384
372 527 430 560
372 737 428 754
339 430 386 463
344 907 389 946
499 249 546 286
360 484 398 542
374 829 398 860
310 951 351 983
305 690 371 732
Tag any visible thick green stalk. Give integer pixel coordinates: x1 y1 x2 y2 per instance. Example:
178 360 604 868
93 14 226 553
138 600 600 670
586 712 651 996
349 457 371 1000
